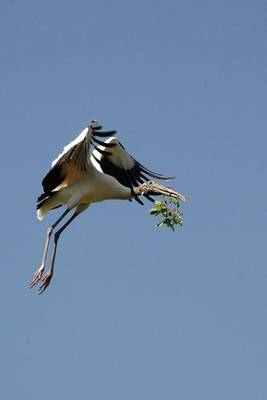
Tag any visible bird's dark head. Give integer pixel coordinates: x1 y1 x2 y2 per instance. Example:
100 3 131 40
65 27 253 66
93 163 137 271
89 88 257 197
89 120 102 130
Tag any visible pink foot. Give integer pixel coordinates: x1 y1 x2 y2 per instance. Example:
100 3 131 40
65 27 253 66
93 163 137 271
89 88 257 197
29 266 45 288
38 271 53 295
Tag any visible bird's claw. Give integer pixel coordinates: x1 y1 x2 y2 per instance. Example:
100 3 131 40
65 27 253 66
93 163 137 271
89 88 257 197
29 266 45 288
38 271 53 295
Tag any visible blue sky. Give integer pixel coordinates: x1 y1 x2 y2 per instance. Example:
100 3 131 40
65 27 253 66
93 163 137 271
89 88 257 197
1 0 266 399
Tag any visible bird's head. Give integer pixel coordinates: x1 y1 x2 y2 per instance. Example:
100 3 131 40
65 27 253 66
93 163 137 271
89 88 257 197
89 120 102 130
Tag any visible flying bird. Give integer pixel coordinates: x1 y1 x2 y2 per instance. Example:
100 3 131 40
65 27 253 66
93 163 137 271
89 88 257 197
30 120 185 294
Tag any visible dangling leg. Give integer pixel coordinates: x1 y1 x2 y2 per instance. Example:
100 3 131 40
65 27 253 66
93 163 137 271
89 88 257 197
38 204 89 294
30 209 71 288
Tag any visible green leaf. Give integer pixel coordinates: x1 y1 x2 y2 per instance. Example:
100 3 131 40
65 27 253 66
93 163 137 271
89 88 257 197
149 196 184 231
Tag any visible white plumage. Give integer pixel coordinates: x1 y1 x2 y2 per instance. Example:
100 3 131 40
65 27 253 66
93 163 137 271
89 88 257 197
30 120 185 294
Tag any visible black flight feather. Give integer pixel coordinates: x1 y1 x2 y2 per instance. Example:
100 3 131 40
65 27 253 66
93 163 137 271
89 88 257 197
93 130 117 137
42 164 65 194
92 137 117 147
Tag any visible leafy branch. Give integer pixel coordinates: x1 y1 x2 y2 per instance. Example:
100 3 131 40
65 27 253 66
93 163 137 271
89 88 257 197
149 197 183 231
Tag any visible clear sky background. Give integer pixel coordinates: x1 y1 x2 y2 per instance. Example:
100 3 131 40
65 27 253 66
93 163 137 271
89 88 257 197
0 0 266 399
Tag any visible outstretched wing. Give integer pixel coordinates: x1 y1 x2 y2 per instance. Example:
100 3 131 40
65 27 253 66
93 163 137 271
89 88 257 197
91 137 174 205
38 122 116 201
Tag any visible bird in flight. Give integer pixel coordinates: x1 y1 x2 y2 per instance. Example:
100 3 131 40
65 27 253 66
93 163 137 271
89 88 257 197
30 120 185 294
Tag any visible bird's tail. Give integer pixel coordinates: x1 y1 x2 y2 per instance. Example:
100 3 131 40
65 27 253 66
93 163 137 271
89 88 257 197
133 181 186 202
36 192 63 220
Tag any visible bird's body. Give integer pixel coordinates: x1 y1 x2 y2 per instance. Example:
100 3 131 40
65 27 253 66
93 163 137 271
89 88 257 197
37 165 132 219
30 120 185 294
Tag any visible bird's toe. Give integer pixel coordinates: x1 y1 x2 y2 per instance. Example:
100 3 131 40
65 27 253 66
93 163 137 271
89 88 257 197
38 271 53 295
29 266 45 288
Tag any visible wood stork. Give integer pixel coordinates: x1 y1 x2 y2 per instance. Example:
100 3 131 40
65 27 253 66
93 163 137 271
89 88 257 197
30 120 185 294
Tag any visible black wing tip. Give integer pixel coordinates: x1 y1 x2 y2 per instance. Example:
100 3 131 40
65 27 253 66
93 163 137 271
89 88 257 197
158 175 175 180
92 137 117 148
94 147 112 156
136 161 175 180
36 192 50 209
134 196 144 205
93 129 117 137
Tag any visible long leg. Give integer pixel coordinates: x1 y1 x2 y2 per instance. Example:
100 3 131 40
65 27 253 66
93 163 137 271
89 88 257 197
30 209 71 288
38 206 86 294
